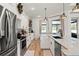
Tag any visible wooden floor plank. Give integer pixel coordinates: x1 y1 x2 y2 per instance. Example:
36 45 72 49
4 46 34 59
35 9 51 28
25 39 52 56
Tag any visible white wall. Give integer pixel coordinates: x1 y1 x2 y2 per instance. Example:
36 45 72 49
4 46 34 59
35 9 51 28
20 13 29 33
32 18 40 39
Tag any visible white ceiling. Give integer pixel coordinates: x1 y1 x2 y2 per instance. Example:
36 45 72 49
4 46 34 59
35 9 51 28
23 3 75 18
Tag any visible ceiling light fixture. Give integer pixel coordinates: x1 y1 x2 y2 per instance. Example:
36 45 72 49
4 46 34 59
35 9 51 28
60 3 67 19
31 7 35 10
72 3 79 12
37 15 41 18
44 8 48 21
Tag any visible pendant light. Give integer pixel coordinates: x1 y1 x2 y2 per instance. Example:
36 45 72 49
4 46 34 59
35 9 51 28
60 3 67 19
72 3 79 12
44 8 48 21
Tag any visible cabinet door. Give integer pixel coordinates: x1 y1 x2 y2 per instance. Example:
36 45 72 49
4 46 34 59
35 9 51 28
50 38 54 55
31 34 34 41
40 34 50 49
26 36 30 48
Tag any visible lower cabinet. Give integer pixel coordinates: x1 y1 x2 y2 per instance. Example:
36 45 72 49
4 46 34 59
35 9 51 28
26 33 34 48
40 34 50 49
54 41 61 56
61 51 67 56
26 36 31 48
49 37 61 56
61 46 67 56
50 38 54 55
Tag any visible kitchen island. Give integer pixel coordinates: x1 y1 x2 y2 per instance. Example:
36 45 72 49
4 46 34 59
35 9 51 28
49 34 79 56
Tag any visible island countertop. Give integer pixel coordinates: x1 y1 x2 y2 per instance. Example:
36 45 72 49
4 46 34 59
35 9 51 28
48 35 69 49
48 34 79 56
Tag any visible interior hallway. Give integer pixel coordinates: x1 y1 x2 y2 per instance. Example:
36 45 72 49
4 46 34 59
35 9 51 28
24 39 52 56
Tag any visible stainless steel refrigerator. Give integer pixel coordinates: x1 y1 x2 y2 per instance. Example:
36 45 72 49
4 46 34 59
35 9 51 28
0 5 17 56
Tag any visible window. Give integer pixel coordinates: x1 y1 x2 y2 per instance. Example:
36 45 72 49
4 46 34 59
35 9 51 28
71 18 77 38
51 20 62 37
41 22 47 33
52 20 61 33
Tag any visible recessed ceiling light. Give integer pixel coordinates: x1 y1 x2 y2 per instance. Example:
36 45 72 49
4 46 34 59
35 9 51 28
31 7 35 10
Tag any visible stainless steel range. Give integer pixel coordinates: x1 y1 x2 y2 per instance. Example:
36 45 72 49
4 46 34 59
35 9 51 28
0 5 17 56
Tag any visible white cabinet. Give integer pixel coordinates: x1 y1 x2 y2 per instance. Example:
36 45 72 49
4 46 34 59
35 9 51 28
26 36 30 48
40 34 50 49
49 37 54 55
26 33 34 48
61 46 68 56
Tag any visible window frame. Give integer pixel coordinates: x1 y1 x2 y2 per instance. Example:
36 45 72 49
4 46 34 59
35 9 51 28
51 20 61 34
40 22 47 34
71 17 78 38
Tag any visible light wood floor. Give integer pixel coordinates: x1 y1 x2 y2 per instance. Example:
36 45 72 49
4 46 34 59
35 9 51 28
25 39 52 56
